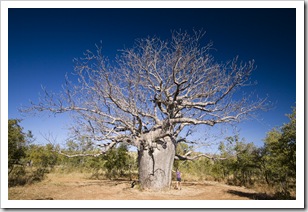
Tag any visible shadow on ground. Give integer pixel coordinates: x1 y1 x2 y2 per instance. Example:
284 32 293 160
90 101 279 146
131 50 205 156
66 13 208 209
227 190 275 200
183 182 214 187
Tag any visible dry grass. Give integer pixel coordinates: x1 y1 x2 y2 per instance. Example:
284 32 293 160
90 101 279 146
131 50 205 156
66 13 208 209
8 172 275 200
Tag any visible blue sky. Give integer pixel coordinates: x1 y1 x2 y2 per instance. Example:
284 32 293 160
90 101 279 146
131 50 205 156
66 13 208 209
8 8 296 148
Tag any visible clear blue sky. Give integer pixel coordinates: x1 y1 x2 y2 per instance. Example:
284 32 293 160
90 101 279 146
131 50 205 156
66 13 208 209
8 8 296 148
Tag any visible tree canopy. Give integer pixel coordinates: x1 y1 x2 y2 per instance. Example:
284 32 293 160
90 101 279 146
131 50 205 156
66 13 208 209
8 119 31 170
23 30 266 156
261 108 296 196
22 30 268 189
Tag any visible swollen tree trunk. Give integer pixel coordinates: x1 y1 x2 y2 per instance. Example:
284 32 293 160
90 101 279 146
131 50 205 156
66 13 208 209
138 137 176 190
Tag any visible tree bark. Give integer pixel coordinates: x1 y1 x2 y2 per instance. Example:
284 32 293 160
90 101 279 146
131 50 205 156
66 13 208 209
138 137 175 190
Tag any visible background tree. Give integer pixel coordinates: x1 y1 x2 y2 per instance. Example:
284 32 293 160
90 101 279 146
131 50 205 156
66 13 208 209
231 137 260 187
61 137 96 168
23 30 266 189
26 144 58 170
214 139 237 181
103 143 133 179
8 119 32 172
261 108 296 198
8 119 55 186
213 136 260 186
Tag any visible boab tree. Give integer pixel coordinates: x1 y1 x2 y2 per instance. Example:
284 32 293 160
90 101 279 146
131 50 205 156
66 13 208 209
24 31 266 190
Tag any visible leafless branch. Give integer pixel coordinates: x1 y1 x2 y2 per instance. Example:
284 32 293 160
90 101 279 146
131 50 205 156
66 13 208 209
21 30 267 153
57 151 104 158
175 153 227 161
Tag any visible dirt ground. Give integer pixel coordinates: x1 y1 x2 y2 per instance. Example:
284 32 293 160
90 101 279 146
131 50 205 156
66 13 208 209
8 172 272 200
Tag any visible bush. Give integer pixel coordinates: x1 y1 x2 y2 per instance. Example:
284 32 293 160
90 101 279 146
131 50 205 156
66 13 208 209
103 143 135 179
8 166 47 187
8 165 27 187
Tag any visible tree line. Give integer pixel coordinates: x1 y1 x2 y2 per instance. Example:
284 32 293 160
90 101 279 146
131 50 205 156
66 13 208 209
8 119 136 185
8 107 295 199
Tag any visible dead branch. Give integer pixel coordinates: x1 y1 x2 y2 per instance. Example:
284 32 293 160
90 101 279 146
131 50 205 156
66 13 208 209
21 30 267 153
57 151 104 158
175 152 227 161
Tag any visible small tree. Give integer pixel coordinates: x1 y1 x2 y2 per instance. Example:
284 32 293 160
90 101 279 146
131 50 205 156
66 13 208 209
262 108 296 198
103 143 132 179
8 119 32 172
23 30 266 189
232 138 260 186
26 144 58 170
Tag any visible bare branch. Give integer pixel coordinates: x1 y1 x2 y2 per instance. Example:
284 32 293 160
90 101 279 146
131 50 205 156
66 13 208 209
58 151 104 158
22 30 267 154
175 153 227 161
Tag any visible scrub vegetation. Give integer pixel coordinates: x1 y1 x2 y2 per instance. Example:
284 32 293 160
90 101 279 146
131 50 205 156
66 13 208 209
8 107 295 199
